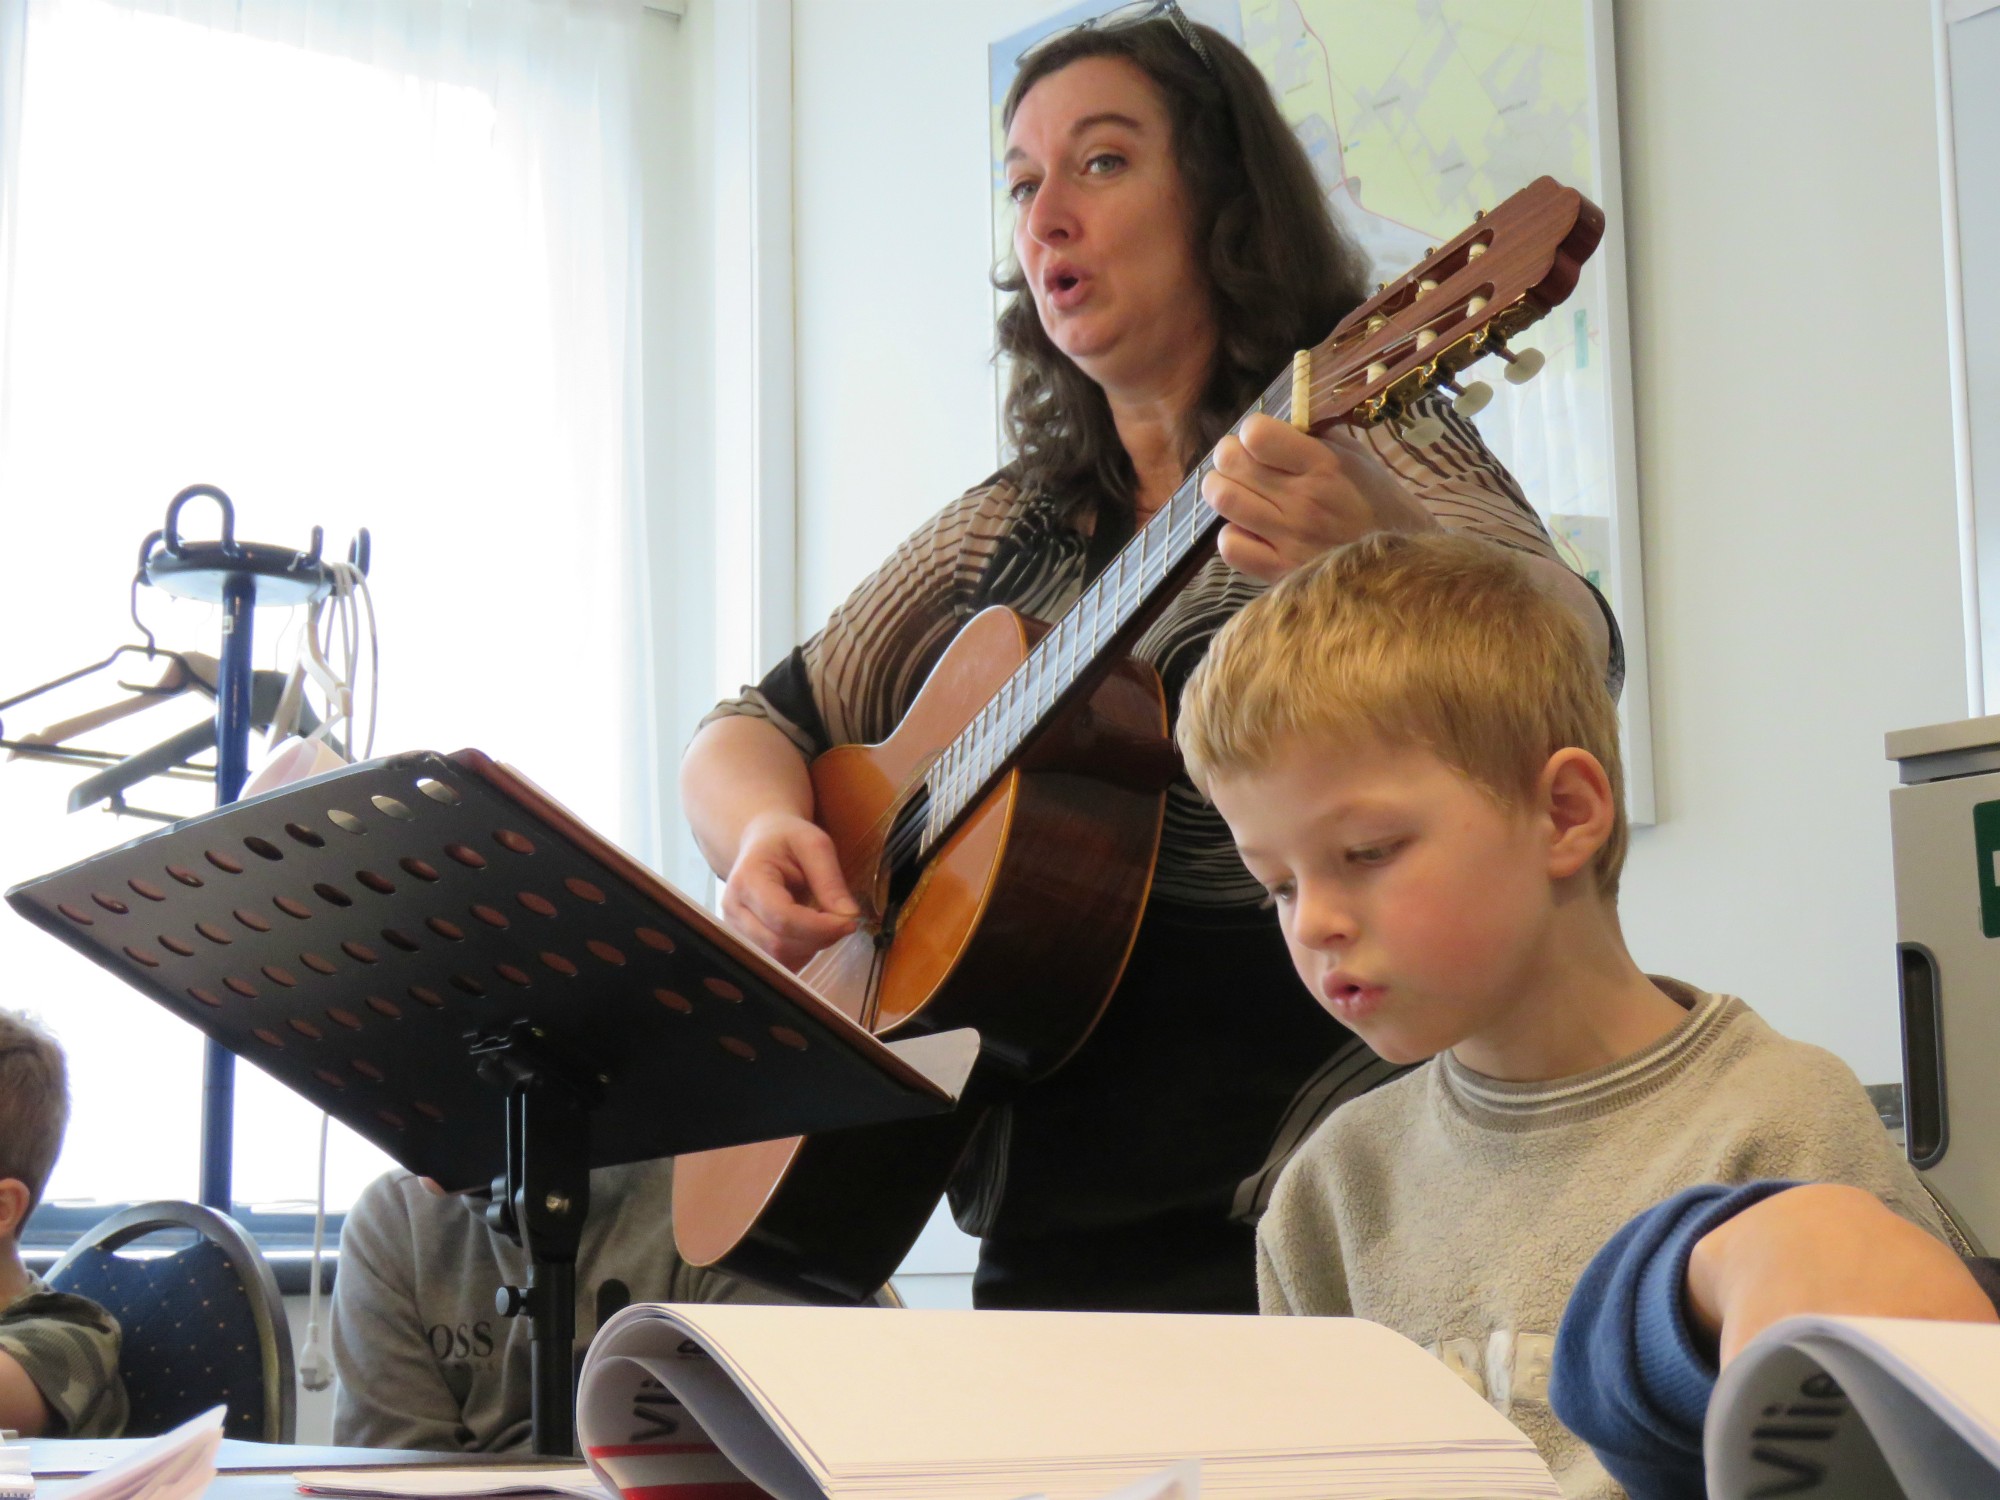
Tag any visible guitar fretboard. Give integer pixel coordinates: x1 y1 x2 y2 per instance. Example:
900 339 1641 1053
916 364 1296 860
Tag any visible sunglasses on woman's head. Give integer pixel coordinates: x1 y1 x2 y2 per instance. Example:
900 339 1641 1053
1016 0 1219 79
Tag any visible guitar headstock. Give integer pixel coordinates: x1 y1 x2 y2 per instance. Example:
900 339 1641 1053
1299 176 1605 435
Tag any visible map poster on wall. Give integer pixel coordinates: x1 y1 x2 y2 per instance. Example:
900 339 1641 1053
989 0 1654 822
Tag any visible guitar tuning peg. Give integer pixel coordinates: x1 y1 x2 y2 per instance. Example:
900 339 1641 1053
1496 345 1547 385
1445 379 1493 418
1400 414 1446 447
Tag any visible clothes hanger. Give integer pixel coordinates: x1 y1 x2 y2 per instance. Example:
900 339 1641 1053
0 647 208 761
0 650 223 762
61 665 312 820
1 568 316 818
0 554 193 761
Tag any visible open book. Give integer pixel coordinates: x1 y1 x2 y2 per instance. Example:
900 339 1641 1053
19 1408 227 1500
573 1304 1560 1500
1706 1315 2000 1499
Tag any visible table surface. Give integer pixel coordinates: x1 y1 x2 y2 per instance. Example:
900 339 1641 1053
26 1440 467 1476
41 1474 396 1500
25 1439 590 1500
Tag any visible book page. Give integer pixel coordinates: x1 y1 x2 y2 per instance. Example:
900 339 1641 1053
573 1341 772 1500
1707 1316 2000 1500
57 1409 223 1500
624 1354 818 1500
577 1323 815 1500
656 1307 1537 1472
1073 1459 1199 1500
1833 1317 2000 1459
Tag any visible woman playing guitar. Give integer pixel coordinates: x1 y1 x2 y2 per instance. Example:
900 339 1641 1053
681 1 1617 1312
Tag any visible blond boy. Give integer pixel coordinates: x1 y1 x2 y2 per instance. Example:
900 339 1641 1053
1177 531 1950 1498
0 1011 126 1436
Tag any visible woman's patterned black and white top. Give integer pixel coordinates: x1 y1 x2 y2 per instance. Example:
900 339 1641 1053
705 395 1616 912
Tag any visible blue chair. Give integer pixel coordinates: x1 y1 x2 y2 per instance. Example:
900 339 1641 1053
46 1201 296 1441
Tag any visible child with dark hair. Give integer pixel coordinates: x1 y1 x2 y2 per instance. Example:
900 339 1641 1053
0 1009 126 1436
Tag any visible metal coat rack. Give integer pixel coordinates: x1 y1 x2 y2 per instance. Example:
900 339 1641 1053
0 484 371 1210
144 486 371 1211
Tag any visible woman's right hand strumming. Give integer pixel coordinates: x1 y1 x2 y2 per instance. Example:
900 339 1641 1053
683 715 860 970
722 810 861 970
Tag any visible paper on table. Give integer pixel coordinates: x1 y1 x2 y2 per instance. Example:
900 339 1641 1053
294 1468 612 1500
61 1408 222 1500
1010 1460 1201 1500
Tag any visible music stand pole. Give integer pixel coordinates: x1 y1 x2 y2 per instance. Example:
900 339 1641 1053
473 1022 599 1458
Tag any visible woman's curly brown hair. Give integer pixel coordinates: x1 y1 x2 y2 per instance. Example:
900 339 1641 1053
998 17 1372 520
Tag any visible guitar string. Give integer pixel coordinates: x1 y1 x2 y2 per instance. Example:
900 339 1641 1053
908 379 1286 859
892 466 1212 872
881 372 1297 879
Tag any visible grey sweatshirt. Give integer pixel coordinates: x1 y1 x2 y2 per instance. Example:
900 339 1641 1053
330 1159 774 1452
1256 981 1952 1500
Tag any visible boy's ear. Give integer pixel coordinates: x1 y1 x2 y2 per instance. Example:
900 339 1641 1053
0 1179 30 1240
1538 747 1615 882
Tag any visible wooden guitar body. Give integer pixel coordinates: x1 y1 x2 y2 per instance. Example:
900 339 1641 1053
674 605 1169 1302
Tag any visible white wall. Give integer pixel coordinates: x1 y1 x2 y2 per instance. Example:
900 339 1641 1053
1607 0 1967 1077
784 0 1971 1088
790 0 1054 626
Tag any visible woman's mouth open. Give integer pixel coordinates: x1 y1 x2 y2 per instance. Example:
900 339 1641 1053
1045 269 1088 312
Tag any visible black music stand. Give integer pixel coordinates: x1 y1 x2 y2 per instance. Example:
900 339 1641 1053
5 749 977 1457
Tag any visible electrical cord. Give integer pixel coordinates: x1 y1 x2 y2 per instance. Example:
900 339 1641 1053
299 1111 334 1392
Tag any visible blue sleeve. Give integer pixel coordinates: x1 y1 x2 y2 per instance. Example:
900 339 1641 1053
1549 1180 1797 1500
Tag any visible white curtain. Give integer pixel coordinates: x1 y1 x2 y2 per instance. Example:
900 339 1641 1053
0 0 656 1212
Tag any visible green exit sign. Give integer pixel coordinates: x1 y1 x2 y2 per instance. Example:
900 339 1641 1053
1977 799 2000 938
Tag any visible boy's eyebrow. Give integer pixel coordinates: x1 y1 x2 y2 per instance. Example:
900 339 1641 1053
1002 111 1147 167
1231 796 1406 863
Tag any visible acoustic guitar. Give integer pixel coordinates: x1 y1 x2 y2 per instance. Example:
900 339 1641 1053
675 176 1606 1302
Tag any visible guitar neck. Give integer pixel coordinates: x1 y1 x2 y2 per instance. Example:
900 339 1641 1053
917 362 1297 858
912 176 1604 863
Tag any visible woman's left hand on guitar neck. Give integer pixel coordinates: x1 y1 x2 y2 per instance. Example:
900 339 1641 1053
1201 412 1612 677
1201 413 1436 583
